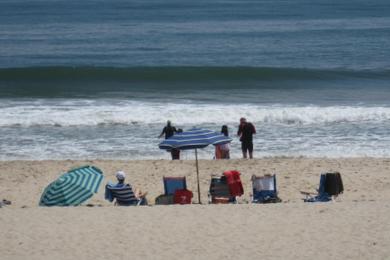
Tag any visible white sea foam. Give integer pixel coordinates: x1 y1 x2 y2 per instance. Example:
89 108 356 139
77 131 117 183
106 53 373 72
2 136 390 161
1 99 390 160
1 99 390 127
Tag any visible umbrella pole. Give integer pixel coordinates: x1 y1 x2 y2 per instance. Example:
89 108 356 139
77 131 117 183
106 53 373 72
195 148 201 204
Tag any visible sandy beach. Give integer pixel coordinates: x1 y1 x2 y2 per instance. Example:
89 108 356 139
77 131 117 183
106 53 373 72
1 158 390 259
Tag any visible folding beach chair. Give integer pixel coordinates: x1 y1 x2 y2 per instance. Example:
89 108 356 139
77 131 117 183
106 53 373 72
302 172 344 202
163 176 187 195
105 183 144 206
209 176 233 203
155 176 192 205
251 174 281 203
209 171 244 204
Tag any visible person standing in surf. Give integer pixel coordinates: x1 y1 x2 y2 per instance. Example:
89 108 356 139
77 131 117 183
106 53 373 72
215 125 230 159
159 120 177 139
237 117 256 159
159 121 179 160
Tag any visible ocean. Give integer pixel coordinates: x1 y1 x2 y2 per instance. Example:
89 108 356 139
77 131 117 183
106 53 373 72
1 0 390 160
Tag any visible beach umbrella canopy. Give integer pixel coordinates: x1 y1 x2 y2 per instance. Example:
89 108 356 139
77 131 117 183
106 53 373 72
159 128 232 204
39 165 104 206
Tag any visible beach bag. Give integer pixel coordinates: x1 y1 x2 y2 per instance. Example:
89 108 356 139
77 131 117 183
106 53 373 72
324 172 344 196
174 189 193 204
155 194 174 205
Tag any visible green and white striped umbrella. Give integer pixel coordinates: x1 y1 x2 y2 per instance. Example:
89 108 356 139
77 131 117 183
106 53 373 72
39 165 104 206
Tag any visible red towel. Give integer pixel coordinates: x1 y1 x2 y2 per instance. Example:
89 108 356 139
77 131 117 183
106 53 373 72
223 170 244 197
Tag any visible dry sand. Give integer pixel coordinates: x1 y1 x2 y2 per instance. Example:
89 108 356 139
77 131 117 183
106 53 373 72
1 158 390 259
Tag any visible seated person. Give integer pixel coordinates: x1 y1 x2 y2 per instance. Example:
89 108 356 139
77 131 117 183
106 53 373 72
105 171 147 206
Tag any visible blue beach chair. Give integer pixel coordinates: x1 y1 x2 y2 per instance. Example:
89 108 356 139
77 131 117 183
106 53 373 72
251 174 281 203
163 176 187 195
302 174 331 202
154 176 188 205
302 172 344 202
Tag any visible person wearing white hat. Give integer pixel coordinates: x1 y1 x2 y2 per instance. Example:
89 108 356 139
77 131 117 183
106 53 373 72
115 171 126 183
105 171 147 206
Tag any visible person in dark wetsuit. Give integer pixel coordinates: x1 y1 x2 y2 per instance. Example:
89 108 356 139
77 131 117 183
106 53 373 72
159 120 177 139
237 117 256 159
159 121 180 160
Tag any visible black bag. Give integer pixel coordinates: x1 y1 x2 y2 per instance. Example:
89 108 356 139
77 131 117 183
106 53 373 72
324 172 344 196
155 194 174 205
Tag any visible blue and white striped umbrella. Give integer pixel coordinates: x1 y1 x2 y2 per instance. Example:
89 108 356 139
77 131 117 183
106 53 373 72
39 165 104 206
159 128 232 150
159 128 232 204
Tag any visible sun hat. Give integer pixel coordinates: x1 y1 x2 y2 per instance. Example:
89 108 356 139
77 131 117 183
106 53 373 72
115 171 126 181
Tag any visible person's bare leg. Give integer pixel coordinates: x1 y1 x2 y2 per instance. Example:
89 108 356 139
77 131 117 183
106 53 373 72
135 188 147 198
134 188 141 198
249 151 253 159
242 150 247 159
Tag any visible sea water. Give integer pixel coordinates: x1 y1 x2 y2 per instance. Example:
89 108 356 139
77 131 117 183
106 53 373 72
0 0 390 160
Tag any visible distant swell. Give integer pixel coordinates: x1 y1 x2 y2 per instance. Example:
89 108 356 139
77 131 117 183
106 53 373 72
1 66 389 98
1 66 389 81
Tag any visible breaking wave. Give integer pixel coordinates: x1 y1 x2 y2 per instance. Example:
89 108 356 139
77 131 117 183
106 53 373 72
1 99 389 127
